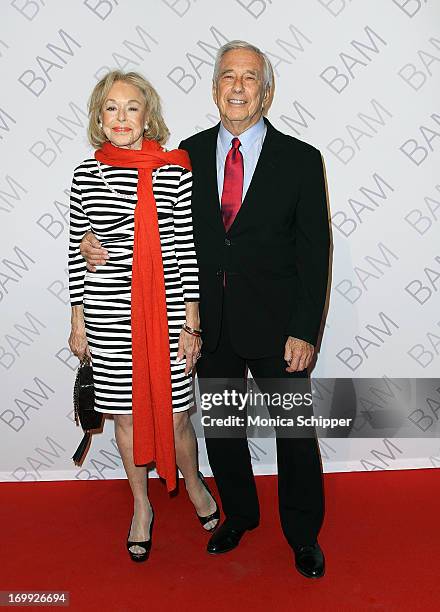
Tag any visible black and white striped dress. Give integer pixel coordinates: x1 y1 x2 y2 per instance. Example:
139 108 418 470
68 158 199 414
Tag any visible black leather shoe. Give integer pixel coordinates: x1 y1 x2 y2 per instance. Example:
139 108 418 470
294 542 325 578
207 521 255 555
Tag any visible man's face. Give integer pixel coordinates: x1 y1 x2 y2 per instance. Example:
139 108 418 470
213 48 270 135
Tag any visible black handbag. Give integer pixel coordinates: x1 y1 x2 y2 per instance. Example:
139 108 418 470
72 355 103 465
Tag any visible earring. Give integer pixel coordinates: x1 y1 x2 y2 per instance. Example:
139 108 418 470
98 119 103 128
144 123 149 131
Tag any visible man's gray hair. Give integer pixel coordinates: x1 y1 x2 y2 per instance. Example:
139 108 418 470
213 40 274 90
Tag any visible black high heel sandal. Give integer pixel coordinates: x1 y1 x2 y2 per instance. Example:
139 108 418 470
197 471 220 532
126 507 154 562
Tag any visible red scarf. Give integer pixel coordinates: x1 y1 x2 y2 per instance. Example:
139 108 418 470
95 139 192 492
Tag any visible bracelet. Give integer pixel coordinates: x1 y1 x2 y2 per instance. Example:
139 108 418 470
182 323 202 337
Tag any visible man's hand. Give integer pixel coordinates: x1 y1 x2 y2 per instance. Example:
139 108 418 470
284 336 314 373
80 231 109 272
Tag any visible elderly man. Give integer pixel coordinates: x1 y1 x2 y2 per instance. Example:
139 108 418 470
80 40 330 578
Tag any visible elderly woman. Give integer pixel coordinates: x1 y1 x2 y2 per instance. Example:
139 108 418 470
68 70 219 562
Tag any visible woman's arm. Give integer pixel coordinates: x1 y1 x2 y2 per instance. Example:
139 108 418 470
69 304 90 359
185 301 200 329
177 302 201 374
68 172 91 305
68 170 91 359
174 168 201 373
173 169 200 304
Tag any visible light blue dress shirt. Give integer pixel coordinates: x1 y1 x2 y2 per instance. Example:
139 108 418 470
216 117 267 203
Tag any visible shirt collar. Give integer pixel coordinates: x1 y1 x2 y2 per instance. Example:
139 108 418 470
218 117 266 153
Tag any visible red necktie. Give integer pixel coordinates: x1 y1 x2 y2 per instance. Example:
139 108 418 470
221 137 243 232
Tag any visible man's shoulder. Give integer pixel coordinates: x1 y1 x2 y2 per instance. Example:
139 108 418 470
179 125 219 151
268 122 321 158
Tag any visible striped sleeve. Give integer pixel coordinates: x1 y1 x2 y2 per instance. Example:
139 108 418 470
173 168 200 302
68 170 90 306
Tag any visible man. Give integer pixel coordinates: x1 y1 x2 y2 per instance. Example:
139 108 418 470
80 40 330 578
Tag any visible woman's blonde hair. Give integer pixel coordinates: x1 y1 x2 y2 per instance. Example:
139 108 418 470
87 70 170 148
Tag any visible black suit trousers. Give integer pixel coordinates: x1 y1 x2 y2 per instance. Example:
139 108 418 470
197 299 325 548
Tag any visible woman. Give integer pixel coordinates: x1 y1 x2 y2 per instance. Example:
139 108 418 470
68 70 219 562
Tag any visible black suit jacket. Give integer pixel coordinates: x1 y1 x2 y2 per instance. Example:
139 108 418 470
179 118 330 359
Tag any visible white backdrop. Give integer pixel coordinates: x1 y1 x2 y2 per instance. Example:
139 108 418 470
1 0 439 482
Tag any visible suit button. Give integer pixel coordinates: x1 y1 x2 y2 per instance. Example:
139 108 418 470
225 238 231 246
216 269 223 277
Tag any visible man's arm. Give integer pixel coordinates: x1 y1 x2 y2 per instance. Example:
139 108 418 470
284 148 330 371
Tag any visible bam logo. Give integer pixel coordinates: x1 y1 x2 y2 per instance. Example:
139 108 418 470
18 29 82 97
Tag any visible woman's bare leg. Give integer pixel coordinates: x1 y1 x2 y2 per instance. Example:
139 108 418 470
173 411 219 530
114 414 153 553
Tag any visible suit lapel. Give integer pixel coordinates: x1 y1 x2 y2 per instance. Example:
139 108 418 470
228 119 282 234
198 119 283 235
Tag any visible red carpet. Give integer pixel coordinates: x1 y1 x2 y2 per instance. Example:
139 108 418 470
1 470 439 612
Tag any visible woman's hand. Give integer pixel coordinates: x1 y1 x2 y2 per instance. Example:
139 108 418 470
177 328 202 374
69 305 90 360
69 325 91 360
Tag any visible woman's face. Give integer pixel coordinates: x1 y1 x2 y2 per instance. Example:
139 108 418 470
101 81 148 149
